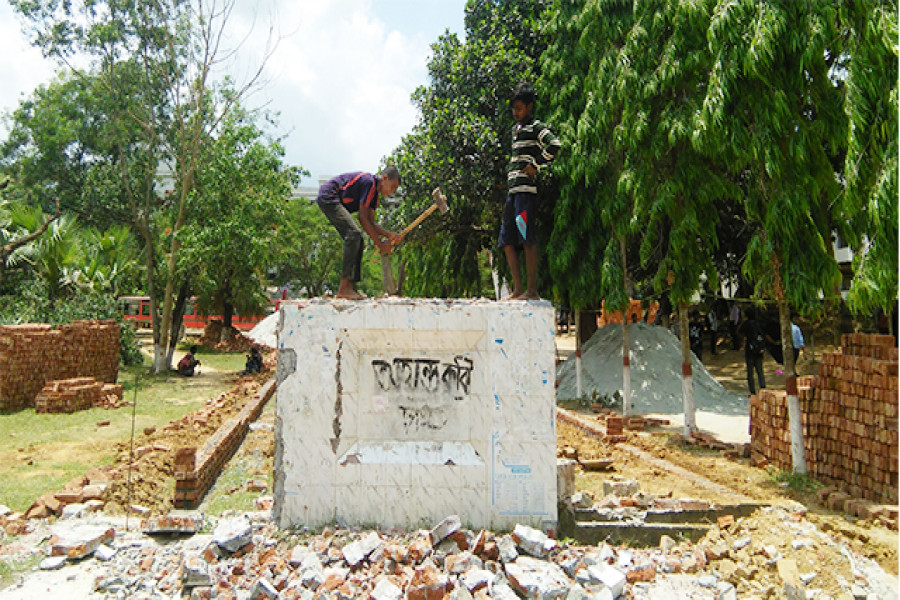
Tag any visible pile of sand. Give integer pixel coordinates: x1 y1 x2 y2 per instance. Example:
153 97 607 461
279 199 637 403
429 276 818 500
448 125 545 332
556 323 747 416
247 311 279 349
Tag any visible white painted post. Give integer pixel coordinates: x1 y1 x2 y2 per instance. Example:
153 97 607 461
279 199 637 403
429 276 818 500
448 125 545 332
787 376 808 474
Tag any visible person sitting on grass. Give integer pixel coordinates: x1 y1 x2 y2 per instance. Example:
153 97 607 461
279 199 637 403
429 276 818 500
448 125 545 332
243 346 263 375
177 345 201 377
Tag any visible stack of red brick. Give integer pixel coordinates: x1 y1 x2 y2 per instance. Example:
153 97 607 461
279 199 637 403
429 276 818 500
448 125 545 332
0 320 120 412
175 380 276 508
750 333 898 506
34 377 126 414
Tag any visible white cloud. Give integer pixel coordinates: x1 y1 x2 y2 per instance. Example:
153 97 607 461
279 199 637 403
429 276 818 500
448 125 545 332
0 5 57 125
228 0 444 181
0 0 465 183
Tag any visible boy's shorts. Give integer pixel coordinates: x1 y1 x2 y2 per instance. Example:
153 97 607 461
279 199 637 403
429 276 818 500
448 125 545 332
498 192 536 248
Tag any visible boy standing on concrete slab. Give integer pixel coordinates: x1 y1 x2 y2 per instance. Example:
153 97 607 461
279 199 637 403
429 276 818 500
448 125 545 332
317 168 403 300
499 83 562 300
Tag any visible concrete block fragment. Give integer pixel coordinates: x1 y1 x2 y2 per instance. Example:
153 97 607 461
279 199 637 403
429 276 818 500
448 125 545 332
249 578 279 600
512 523 557 558
407 559 452 600
181 553 213 587
489 583 521 600
213 515 253 553
39 556 67 570
94 544 116 562
498 535 519 564
49 523 115 559
408 537 433 563
370 577 403 600
461 567 494 593
430 514 462 545
505 556 571 600
143 513 203 534
60 503 88 519
342 531 382 567
565 585 614 600
446 551 484 574
0 504 12 517
570 492 593 509
586 563 626 598
602 477 639 497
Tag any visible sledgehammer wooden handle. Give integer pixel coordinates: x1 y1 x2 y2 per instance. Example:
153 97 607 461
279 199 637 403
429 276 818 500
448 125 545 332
399 203 439 239
397 187 448 241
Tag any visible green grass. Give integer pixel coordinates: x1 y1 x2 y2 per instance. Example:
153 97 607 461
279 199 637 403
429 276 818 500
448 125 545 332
0 345 249 513
0 550 42 591
769 468 824 496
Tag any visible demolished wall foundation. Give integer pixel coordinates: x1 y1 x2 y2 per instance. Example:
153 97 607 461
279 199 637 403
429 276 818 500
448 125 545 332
273 298 558 531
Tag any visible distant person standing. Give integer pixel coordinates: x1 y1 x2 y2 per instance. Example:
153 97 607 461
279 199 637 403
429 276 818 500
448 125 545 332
740 308 766 394
729 301 741 350
707 308 719 356
791 315 805 374
317 168 403 300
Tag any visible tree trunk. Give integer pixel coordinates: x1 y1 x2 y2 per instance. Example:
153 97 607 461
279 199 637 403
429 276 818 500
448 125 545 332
620 236 632 416
166 283 190 366
577 310 598 346
575 310 583 400
777 297 806 474
679 303 697 438
221 301 235 342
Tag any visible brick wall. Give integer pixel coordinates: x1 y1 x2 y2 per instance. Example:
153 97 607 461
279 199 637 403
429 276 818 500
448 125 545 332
0 320 120 412
34 377 125 414
750 333 899 504
174 379 276 508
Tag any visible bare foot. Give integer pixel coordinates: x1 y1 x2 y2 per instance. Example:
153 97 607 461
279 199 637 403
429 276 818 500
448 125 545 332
335 290 367 300
519 291 541 300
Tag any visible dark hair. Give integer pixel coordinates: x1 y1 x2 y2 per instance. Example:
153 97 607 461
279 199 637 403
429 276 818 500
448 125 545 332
511 82 536 106
189 345 198 353
382 165 401 185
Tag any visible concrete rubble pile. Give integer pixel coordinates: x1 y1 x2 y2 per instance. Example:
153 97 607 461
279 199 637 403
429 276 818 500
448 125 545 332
2 505 896 600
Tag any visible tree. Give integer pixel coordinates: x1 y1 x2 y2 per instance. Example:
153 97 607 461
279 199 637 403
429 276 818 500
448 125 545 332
540 0 635 405
841 1 899 325
179 106 299 336
698 0 847 472
616 0 739 434
13 0 279 372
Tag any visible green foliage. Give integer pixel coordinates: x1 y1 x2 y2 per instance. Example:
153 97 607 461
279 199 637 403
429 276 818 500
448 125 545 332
541 0 633 310
841 1 899 318
179 104 301 322
697 0 845 315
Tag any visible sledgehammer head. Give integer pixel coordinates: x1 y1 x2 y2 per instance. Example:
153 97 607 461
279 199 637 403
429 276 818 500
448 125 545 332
432 187 449 214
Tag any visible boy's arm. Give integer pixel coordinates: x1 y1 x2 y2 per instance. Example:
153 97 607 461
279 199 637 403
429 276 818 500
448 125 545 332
358 207 396 254
534 123 562 167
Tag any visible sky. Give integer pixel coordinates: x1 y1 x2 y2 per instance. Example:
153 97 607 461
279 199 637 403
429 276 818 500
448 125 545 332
0 0 467 186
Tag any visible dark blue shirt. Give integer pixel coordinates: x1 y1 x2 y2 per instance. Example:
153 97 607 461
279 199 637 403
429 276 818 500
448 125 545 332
316 172 380 213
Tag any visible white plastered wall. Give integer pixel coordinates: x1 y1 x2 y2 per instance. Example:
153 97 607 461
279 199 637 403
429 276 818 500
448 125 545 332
273 298 557 531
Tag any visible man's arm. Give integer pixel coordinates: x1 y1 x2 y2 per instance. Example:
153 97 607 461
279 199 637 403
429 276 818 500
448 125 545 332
359 207 394 254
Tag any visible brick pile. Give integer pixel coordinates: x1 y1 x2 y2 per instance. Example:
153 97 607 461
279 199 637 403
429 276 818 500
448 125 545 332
175 379 276 508
0 320 120 412
34 377 126 414
750 333 898 507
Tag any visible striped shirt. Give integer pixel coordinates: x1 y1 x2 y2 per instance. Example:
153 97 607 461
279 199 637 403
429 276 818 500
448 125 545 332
507 118 562 194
